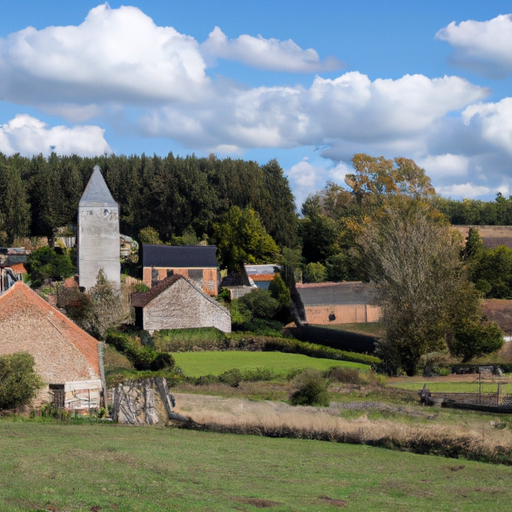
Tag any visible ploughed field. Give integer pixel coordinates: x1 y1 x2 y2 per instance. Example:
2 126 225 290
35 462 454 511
1 420 512 512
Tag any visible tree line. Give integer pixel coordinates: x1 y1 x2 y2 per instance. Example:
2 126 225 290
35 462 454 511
0 152 297 251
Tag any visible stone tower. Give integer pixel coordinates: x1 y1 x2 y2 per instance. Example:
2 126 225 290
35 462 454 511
78 166 120 291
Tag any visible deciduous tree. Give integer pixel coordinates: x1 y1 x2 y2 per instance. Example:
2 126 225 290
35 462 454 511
357 198 501 375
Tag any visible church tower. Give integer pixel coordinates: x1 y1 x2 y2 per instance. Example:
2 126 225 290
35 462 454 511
78 166 120 291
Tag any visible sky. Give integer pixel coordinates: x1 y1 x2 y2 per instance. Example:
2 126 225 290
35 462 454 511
1 1 512 208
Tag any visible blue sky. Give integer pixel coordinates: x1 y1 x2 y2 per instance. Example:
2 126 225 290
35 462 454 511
1 1 512 207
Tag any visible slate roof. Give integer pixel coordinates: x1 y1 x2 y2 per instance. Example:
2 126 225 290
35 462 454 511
296 281 372 306
0 281 100 377
131 274 182 307
79 165 117 208
142 244 218 268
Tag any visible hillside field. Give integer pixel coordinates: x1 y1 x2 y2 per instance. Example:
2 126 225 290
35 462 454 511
172 351 369 378
1 420 512 512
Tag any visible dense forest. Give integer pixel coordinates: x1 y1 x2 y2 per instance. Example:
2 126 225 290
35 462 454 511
0 152 297 250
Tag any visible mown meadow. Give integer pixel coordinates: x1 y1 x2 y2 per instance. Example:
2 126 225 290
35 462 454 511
1 420 512 512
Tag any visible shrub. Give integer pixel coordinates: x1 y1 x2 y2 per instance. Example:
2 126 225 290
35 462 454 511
27 246 75 287
0 352 43 409
105 329 174 371
238 288 279 320
303 262 326 283
133 283 150 293
326 366 364 384
219 369 243 387
268 274 291 308
289 369 330 407
150 353 176 371
235 318 284 337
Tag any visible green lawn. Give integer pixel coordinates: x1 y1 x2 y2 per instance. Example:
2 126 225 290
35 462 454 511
388 381 511 394
1 420 512 511
173 351 369 377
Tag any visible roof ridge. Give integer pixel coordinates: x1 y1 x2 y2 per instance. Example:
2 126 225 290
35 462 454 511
0 282 100 375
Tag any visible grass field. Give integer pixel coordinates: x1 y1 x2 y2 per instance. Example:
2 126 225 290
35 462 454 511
1 420 512 511
173 351 369 378
388 381 511 394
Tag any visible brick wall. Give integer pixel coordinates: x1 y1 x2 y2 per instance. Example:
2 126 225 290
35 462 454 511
304 304 381 325
143 266 218 296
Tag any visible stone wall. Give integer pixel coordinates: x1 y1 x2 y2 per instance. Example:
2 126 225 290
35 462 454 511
304 304 381 325
142 277 231 333
78 206 120 290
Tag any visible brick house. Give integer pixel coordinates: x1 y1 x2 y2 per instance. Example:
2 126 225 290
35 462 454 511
132 274 231 334
0 281 104 410
142 244 219 296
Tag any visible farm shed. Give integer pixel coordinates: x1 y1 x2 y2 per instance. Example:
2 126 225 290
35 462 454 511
132 274 231 334
296 281 380 325
0 281 103 410
142 244 219 296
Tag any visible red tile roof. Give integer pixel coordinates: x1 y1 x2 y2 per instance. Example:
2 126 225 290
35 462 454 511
0 282 100 377
9 263 27 274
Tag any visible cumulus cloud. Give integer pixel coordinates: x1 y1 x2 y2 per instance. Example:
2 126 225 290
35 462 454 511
436 14 512 78
0 114 111 157
0 3 210 111
436 183 491 199
417 154 469 179
462 98 512 155
201 26 344 73
140 72 487 154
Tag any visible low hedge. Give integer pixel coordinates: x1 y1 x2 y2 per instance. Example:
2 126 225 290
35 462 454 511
149 328 380 366
153 327 229 352
105 330 175 371
260 337 380 366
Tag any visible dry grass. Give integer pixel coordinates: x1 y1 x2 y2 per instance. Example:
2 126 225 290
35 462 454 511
173 393 512 464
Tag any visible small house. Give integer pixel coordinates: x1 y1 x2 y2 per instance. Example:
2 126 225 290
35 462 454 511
132 274 231 334
142 244 219 297
0 281 104 410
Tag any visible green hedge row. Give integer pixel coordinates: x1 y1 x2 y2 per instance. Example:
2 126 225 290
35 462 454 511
259 337 380 366
152 327 380 365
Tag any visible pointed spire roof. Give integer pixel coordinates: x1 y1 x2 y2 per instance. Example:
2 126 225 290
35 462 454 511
79 165 117 207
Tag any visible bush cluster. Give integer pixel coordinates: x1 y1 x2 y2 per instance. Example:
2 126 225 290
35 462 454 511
105 329 175 371
0 352 43 410
289 369 330 407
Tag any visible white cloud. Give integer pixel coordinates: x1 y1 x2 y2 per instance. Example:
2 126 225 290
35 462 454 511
436 14 512 78
0 114 111 157
140 72 487 155
0 4 210 112
287 158 351 208
201 26 343 73
417 154 469 179
436 183 491 199
462 98 512 155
